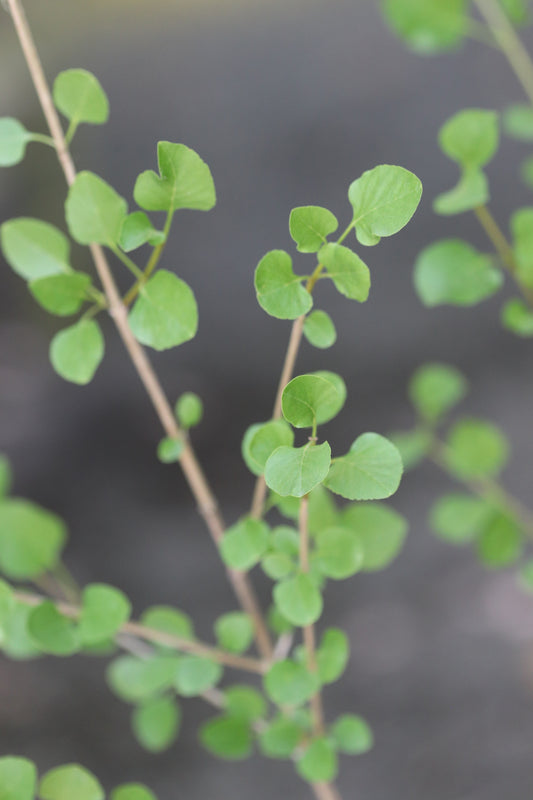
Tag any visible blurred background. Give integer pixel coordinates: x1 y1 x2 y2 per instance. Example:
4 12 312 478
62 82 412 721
2 1 533 797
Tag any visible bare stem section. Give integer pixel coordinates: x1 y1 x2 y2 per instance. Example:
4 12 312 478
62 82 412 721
6 0 272 660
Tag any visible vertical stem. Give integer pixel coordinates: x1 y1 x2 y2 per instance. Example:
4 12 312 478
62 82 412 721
7 0 273 661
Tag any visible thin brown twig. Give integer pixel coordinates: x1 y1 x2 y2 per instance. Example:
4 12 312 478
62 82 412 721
6 0 273 660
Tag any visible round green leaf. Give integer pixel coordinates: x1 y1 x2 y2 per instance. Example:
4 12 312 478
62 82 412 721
388 429 431 470
501 298 533 336
1 218 71 280
313 527 363 579
433 169 489 216
53 69 109 126
118 212 165 252
79 583 131 645
500 0 529 24
273 572 323 626
156 437 184 464
324 433 402 501
267 603 294 635
264 659 318 707
330 714 373 754
477 513 523 568
316 628 349 684
29 272 91 316
282 373 346 428
27 601 79 655
408 362 468 423
106 654 180 703
296 737 338 784
65 171 127 246
39 765 104 800
0 118 31 166
1 601 40 659
220 517 269 571
438 109 499 169
50 319 105 385
342 502 408 571
199 715 253 760
241 419 294 476
224 685 267 721
303 310 337 349
175 392 203 429
430 493 492 544
214 612 254 654
445 418 509 479
134 141 216 212
254 250 312 319
111 785 158 800
503 104 533 141
0 499 66 580
140 605 194 643
0 756 36 800
413 239 503 307
128 270 198 351
132 695 181 753
174 655 222 697
289 206 338 252
265 442 331 498
258 715 303 758
261 552 296 580
381 0 468 54
318 243 370 300
348 165 422 246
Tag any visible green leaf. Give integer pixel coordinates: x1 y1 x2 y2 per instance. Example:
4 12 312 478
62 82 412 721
313 527 363 579
381 0 468 53
175 392 203 429
342 502 408 571
388 429 431 470
510 207 533 288
0 579 15 640
128 270 198 351
174 656 222 697
413 239 502 307
271 526 300 555
27 601 79 655
199 715 253 760
50 319 105 385
267 604 294 635
66 171 127 246
324 433 402 501
282 373 346 428
477 512 523 567
79 583 131 645
241 420 294 476
107 654 180 703
303 310 337 349
134 141 216 212
296 737 338 784
445 418 509 479
220 517 269 571
273 572 323 626
289 206 338 252
439 109 499 169
503 104 533 141
434 169 489 216
1 217 71 280
0 455 12 498
318 243 370 300
110 785 158 800
258 715 303 758
224 685 267 721
521 154 533 189
53 69 109 127
39 765 104 800
254 250 312 319
156 437 184 464
261 552 296 580
140 605 194 642
0 499 66 580
308 485 339 533
214 612 254 654
330 714 373 754
408 362 468 423
264 659 318 707
265 442 331 498
1 601 40 659
430 494 492 544
348 165 422 246
132 695 180 753
29 272 91 316
316 628 349 684
501 298 533 336
500 0 530 24
119 212 165 252
0 756 36 800
0 118 32 166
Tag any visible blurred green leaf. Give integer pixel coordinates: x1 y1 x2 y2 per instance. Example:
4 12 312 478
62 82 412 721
53 69 109 127
39 765 104 800
273 573 323 626
29 272 91 316
0 499 66 580
445 418 509 479
501 298 533 336
380 0 468 53
132 695 180 753
330 714 373 754
408 362 468 423
414 239 502 306
296 737 338 783
264 659 318 706
303 310 337 349
66 171 127 246
1 218 71 280
0 756 36 800
220 517 269 571
174 656 222 697
342 502 408 571
79 583 131 645
28 601 79 655
430 494 493 543
214 612 254 654
199 715 253 760
50 320 104 385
